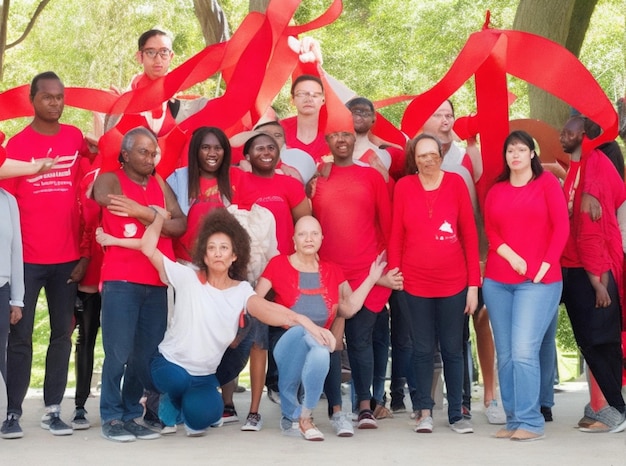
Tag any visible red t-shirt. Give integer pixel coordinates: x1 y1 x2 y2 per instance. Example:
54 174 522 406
2 124 86 264
77 158 104 287
281 116 329 164
311 164 392 312
234 171 306 254
484 173 569 284
388 172 480 297
100 169 174 286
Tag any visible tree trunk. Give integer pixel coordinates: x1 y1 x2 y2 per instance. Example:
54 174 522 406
513 0 598 129
193 0 231 46
249 0 271 13
0 0 9 81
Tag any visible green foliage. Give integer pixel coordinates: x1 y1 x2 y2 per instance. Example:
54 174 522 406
0 0 623 134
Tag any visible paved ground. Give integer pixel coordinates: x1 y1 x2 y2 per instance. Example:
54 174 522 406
4 382 626 466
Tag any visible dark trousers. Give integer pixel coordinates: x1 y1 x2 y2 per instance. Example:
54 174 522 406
7 261 78 415
562 267 624 411
74 291 101 408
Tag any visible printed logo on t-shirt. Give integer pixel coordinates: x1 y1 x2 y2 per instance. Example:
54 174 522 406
435 220 458 242
26 151 79 192
123 223 138 238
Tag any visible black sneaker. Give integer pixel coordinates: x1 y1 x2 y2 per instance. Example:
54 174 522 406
541 406 553 422
123 420 161 440
71 408 90 430
1 414 23 439
222 405 239 424
41 412 73 436
101 420 135 442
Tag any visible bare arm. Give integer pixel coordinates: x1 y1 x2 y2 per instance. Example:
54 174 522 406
291 197 312 222
246 294 336 350
0 157 59 179
338 252 387 318
158 174 187 238
96 210 168 283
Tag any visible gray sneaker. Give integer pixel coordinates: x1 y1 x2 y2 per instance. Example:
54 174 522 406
101 420 135 442
41 412 73 436
330 412 354 437
123 420 160 440
450 418 474 434
71 408 90 430
414 415 433 433
280 416 300 437
1 414 23 439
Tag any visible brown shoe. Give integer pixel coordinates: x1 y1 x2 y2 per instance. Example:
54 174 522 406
510 429 545 441
494 428 515 439
373 405 393 420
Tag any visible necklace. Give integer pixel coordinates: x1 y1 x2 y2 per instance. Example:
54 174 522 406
425 189 440 218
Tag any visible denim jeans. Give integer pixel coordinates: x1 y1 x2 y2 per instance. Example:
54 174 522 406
372 309 390 405
151 354 222 430
7 262 77 415
273 326 330 421
215 326 255 386
344 306 379 406
389 291 416 409
99 281 167 423
483 278 562 434
404 289 466 424
539 311 558 408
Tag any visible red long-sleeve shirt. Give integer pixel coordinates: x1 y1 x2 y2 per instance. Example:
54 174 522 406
484 172 569 284
389 172 480 297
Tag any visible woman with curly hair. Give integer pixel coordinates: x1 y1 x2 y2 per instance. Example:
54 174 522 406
96 207 334 436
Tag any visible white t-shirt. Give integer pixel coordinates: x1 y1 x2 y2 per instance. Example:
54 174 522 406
159 257 255 376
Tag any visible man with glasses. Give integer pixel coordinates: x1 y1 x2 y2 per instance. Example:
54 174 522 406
105 29 208 136
281 74 329 164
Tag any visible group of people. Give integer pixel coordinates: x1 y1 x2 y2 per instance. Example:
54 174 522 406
0 26 625 447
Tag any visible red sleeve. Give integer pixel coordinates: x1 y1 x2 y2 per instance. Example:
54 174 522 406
388 179 407 270
541 174 570 268
372 169 392 249
455 175 481 286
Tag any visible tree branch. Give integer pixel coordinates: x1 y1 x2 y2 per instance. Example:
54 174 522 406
6 0 53 49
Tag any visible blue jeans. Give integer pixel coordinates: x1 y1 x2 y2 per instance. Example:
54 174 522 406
404 289 466 424
7 262 77 415
344 306 379 406
389 291 416 410
539 312 558 408
483 278 562 434
151 354 222 430
99 281 167 423
274 326 330 421
372 309 390 405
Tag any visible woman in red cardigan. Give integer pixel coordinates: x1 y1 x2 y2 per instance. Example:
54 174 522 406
388 133 480 435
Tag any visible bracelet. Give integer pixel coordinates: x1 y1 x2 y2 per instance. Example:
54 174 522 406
150 206 158 222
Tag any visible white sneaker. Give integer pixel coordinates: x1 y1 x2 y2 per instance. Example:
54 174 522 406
330 412 354 437
485 400 506 425
241 412 263 432
414 415 433 433
184 424 206 437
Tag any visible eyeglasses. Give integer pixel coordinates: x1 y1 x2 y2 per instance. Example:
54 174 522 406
415 152 440 160
141 48 172 59
351 109 373 118
293 91 324 99
432 113 454 120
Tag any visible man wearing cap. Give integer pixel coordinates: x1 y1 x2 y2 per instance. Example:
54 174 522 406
310 109 402 429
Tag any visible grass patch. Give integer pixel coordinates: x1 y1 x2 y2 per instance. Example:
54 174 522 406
31 290 104 389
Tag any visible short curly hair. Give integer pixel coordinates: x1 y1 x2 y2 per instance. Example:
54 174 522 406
191 208 251 281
